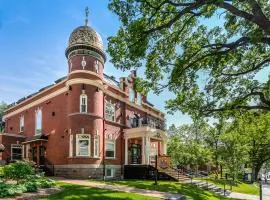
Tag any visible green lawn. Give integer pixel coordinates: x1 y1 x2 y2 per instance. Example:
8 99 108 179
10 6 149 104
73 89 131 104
93 180 242 200
41 182 160 200
197 178 259 195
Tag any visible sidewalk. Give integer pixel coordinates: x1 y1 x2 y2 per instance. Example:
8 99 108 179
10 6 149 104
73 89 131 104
54 177 185 200
228 192 258 200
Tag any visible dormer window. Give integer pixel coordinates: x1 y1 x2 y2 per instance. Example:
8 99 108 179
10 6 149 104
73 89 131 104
129 88 135 102
137 93 142 106
95 60 99 73
19 115 24 133
35 109 42 135
80 94 87 113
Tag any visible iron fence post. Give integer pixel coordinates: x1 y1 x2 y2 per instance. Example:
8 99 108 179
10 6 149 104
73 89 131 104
260 181 263 200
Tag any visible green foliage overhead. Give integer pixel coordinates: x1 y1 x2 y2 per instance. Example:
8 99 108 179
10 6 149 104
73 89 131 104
108 0 270 116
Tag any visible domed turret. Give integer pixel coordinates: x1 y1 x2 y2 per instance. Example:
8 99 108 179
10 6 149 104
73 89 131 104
65 7 106 62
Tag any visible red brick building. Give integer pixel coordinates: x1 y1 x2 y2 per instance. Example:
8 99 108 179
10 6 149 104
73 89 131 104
0 19 167 179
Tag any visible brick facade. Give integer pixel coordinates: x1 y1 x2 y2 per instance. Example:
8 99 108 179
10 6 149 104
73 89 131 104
0 22 166 179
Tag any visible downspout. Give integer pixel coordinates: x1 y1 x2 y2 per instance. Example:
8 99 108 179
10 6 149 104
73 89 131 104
103 92 106 180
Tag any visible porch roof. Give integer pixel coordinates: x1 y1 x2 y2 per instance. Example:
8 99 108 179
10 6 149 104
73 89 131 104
22 134 48 144
124 126 167 140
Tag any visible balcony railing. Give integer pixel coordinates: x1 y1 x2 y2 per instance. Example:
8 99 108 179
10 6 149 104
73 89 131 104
128 117 165 131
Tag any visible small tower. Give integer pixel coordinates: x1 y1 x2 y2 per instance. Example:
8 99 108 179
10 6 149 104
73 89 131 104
65 8 105 146
65 7 106 76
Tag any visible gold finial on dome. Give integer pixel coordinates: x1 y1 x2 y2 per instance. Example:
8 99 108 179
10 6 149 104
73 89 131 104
85 6 89 26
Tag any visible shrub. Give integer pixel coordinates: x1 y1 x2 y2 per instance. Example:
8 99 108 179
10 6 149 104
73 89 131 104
3 161 34 183
23 181 38 192
0 182 27 197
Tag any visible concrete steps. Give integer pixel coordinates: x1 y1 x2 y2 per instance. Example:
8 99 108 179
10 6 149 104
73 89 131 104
191 180 231 196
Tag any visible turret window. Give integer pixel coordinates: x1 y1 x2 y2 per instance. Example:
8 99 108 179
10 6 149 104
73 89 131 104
35 108 42 135
80 94 87 113
76 134 90 156
105 102 115 121
95 60 99 73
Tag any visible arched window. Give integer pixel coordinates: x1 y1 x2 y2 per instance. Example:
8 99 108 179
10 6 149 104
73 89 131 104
19 115 24 132
35 109 42 135
80 94 87 113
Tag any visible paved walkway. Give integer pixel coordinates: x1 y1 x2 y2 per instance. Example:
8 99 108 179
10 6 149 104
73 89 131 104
54 177 185 200
228 192 258 200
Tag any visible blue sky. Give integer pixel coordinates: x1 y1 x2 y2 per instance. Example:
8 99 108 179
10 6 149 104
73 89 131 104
0 0 192 127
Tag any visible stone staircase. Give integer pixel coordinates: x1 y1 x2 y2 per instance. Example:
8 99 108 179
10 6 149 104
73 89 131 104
158 167 191 182
191 180 232 196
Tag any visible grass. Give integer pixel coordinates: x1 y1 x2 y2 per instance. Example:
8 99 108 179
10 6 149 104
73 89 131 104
197 178 259 195
92 179 242 200
41 182 160 200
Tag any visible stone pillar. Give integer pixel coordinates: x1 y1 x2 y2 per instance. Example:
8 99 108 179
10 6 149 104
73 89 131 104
145 136 150 165
141 136 145 164
125 138 128 165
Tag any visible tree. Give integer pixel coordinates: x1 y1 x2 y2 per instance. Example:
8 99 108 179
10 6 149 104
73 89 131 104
232 111 270 181
0 101 7 132
167 123 212 169
108 0 270 116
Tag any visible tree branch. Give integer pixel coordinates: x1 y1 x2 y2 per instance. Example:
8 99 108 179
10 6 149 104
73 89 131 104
221 58 270 76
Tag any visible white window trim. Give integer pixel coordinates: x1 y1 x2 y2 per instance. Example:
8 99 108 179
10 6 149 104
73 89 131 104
105 139 116 159
76 134 91 157
80 94 88 113
35 108 42 135
105 101 116 122
93 135 100 158
19 115 24 132
11 144 22 161
69 134 73 157
105 168 115 178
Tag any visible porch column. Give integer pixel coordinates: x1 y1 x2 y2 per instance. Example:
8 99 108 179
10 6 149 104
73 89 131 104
125 138 128 165
163 140 167 155
145 136 150 165
141 136 145 164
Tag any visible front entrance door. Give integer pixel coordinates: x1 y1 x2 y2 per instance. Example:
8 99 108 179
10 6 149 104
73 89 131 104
130 144 141 164
32 147 37 163
39 146 45 166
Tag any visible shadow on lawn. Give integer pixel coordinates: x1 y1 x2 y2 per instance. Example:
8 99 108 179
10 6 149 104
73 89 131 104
42 184 145 200
108 180 232 200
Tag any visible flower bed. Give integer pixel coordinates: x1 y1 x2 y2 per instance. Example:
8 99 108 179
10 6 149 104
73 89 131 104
0 161 55 198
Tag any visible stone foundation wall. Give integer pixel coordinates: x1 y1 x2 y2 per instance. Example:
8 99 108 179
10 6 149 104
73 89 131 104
54 164 122 179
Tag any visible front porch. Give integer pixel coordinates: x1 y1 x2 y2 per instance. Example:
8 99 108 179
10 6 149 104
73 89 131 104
124 126 167 166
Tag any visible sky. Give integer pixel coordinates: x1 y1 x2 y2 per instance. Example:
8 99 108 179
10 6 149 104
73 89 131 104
0 0 192 127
